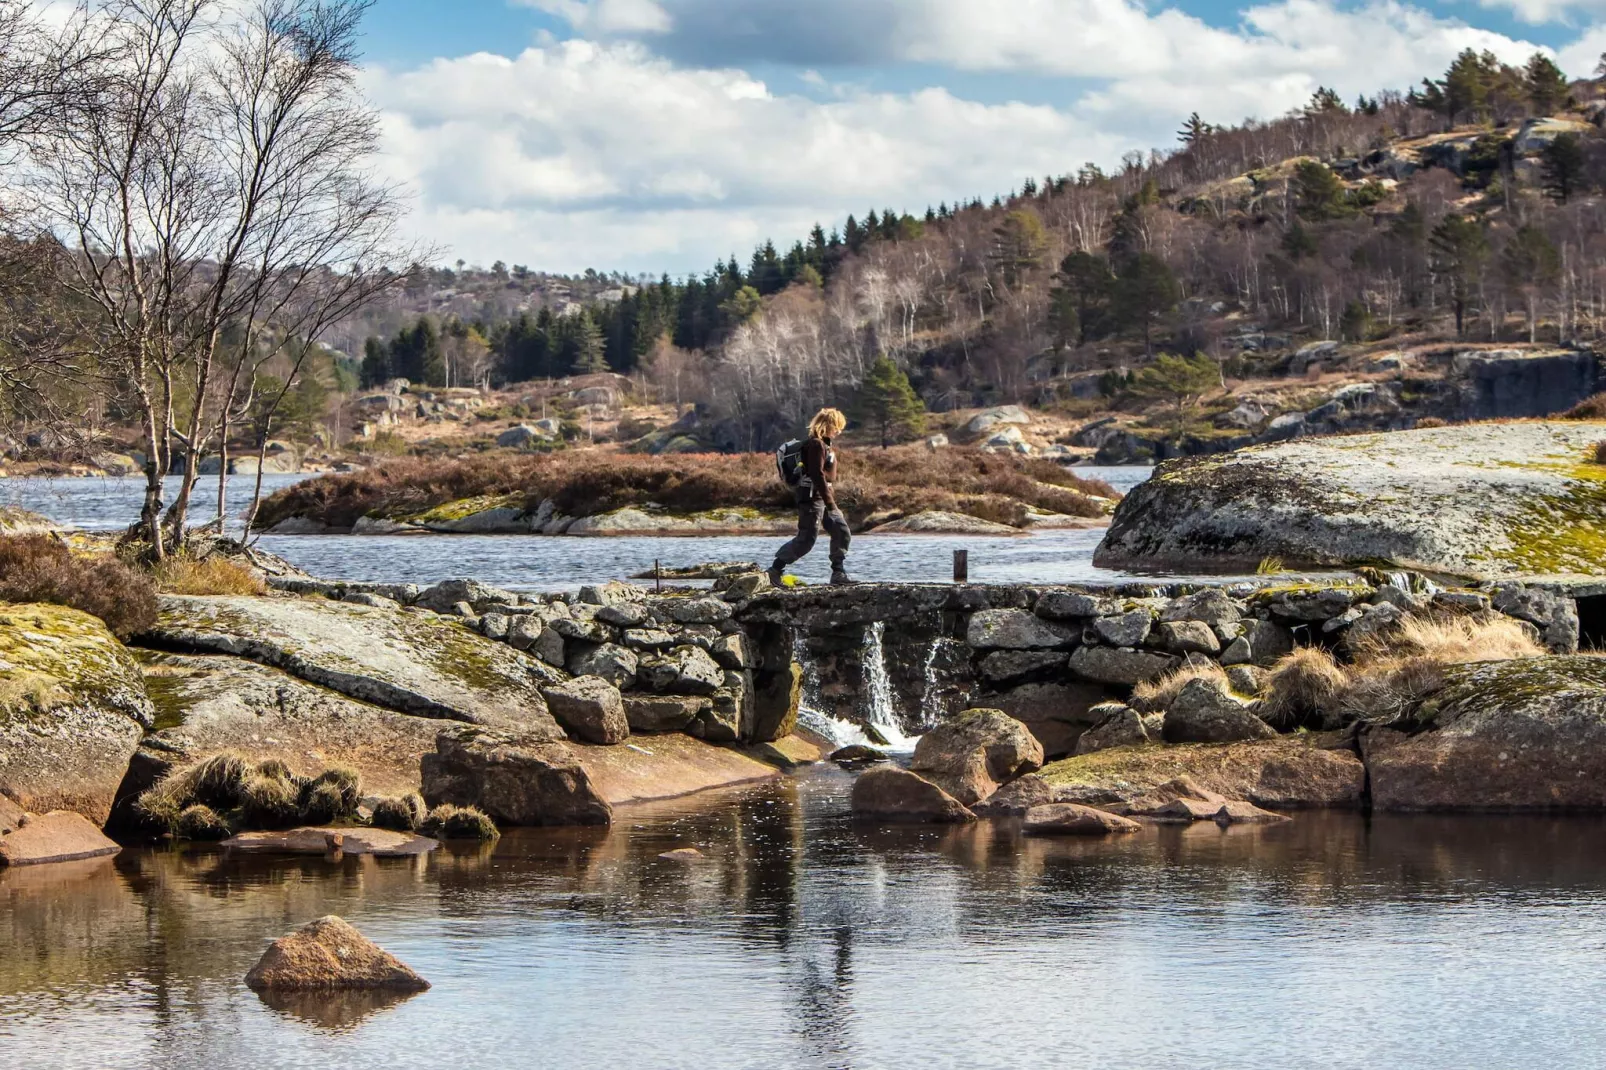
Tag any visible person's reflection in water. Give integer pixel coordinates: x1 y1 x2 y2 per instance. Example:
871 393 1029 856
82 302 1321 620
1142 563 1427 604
788 924 858 1069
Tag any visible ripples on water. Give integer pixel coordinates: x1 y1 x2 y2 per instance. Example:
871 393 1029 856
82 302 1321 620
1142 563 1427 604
0 470 1163 590
4 770 1606 1070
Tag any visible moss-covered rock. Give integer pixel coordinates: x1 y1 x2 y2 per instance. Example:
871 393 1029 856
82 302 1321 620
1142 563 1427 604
1095 421 1606 578
0 506 57 534
0 603 153 823
144 595 567 738
1364 656 1606 811
1040 735 1366 810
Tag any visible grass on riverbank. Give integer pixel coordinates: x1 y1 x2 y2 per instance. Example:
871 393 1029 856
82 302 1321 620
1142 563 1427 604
253 447 1121 531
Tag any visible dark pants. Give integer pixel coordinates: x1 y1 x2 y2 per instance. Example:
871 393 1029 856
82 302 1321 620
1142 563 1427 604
773 489 851 571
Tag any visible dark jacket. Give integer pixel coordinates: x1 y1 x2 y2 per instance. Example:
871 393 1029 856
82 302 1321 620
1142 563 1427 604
802 436 837 503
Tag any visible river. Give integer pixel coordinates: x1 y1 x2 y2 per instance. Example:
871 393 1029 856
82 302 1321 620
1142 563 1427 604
0 469 1179 590
4 768 1605 1070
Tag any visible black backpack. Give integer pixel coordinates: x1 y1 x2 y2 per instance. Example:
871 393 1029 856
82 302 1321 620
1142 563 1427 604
775 439 806 486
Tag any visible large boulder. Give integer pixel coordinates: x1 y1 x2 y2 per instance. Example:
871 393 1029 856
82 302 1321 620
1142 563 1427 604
850 766 975 823
1364 657 1606 811
1041 735 1366 810
0 604 153 823
1074 704 1149 755
909 708 1044 805
1490 584 1579 654
245 916 429 992
1161 678 1278 743
638 645 724 696
420 730 613 826
414 578 518 614
1095 421 1606 577
542 676 629 745
147 595 565 738
978 681 1110 760
623 694 706 733
565 643 638 689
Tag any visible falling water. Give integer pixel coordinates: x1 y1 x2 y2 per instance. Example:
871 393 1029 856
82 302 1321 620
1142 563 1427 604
918 636 947 731
863 622 917 752
793 631 872 749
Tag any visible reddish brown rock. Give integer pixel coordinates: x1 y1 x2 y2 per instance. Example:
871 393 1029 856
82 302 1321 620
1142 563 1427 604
244 916 429 991
850 766 976 824
1022 803 1142 836
910 708 1044 806
0 810 121 867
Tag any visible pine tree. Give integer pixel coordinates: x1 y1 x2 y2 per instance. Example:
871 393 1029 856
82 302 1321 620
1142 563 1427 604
1429 214 1490 337
359 336 389 388
989 209 1047 288
1541 133 1586 203
574 313 608 374
852 356 926 448
1127 353 1220 440
1291 161 1351 220
1178 112 1211 144
1049 251 1114 346
1523 53 1569 115
1113 253 1180 352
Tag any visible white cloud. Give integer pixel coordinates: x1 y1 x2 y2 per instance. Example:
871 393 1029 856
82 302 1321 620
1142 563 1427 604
365 41 1127 272
365 0 1575 273
1558 24 1606 77
1473 0 1606 26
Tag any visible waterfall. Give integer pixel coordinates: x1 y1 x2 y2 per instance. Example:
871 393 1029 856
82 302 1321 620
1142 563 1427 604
793 631 870 749
919 637 947 732
863 622 917 752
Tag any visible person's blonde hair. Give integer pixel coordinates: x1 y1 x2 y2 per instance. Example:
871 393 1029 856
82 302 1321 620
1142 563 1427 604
809 407 846 440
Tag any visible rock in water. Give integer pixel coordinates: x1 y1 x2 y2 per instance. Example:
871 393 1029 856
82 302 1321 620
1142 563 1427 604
421 730 613 826
542 676 630 745
970 774 1058 816
850 766 976 823
244 916 429 992
0 604 153 823
1095 421 1606 577
1364 656 1606 811
0 810 121 866
1022 803 1142 836
909 708 1044 805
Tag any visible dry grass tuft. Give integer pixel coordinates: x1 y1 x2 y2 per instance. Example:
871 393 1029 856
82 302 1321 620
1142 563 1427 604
370 794 426 833
1564 393 1606 420
420 803 499 841
1130 661 1228 713
0 534 157 638
1593 440 1606 465
1349 612 1544 666
1259 646 1351 729
153 555 266 596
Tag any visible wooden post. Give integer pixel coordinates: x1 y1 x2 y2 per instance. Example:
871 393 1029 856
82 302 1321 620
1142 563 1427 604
953 549 968 583
654 558 662 594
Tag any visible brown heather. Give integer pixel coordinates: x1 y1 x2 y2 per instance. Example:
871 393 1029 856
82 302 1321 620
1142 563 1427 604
254 447 1119 531
0 535 157 639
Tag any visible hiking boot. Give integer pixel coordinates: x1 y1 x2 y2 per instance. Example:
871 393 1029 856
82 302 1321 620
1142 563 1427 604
830 569 856 586
766 564 785 588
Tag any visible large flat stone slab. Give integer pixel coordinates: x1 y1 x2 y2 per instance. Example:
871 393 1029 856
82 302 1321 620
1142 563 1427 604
0 603 153 823
146 595 565 739
0 810 121 866
580 733 780 807
137 653 453 798
1096 421 1606 578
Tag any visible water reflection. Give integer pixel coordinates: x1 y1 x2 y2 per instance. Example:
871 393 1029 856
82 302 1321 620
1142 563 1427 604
255 988 421 1033
7 770 1606 1069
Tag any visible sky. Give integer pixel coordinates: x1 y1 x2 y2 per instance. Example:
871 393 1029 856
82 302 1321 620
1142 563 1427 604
355 0 1606 276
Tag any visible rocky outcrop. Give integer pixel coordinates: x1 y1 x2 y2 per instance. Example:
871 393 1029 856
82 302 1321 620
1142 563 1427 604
1096 421 1606 577
245 916 429 992
0 604 153 823
1041 736 1366 810
908 708 1044 805
1161 678 1277 743
146 595 566 738
131 653 449 799
869 511 1021 535
221 827 437 856
850 766 976 823
1364 657 1606 811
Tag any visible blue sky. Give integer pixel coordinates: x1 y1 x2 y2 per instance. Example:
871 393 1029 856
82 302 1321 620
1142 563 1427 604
355 0 1606 274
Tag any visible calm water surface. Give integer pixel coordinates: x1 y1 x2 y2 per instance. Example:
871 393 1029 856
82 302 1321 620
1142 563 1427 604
4 768 1606 1070
0 469 1168 590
